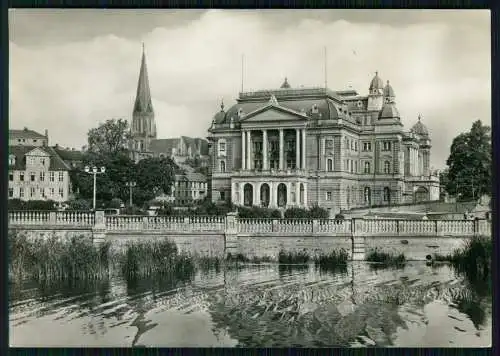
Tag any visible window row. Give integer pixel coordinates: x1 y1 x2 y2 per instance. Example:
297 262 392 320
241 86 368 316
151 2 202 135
324 187 392 203
8 187 64 199
325 160 393 174
9 171 65 182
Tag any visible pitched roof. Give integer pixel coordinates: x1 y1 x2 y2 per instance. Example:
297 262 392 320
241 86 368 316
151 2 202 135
175 172 206 182
52 146 84 161
10 128 46 139
8 145 71 171
133 44 154 114
149 138 180 155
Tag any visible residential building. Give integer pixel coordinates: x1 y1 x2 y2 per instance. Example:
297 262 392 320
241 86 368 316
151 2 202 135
9 127 49 147
53 144 85 169
8 145 72 202
172 172 208 205
207 74 440 215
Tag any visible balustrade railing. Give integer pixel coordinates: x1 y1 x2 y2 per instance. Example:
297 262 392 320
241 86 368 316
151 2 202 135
8 210 491 238
274 219 314 234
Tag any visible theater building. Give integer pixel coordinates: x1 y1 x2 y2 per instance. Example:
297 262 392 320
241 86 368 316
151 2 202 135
208 73 440 215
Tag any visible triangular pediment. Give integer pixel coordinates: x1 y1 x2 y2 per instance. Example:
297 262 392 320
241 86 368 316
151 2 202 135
26 147 50 157
240 105 308 123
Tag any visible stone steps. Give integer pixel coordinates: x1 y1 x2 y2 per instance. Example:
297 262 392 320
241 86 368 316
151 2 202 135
352 236 366 261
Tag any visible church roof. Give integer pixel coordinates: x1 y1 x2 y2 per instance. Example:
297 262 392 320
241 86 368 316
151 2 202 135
133 44 154 114
280 77 291 89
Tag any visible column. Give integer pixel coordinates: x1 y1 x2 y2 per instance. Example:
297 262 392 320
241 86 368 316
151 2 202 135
279 129 284 170
254 182 260 207
286 182 292 208
295 182 300 207
304 183 308 208
240 183 244 205
270 182 276 208
263 129 268 170
246 130 251 171
241 130 246 170
295 129 300 170
301 129 306 171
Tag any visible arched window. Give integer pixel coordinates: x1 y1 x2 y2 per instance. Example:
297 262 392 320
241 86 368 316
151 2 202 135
384 161 391 174
220 160 226 172
8 154 16 166
364 161 371 174
218 139 226 156
327 159 333 172
383 187 391 202
364 187 371 204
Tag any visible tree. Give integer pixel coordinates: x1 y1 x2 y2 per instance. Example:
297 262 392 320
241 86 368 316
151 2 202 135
133 157 177 205
87 118 131 156
445 120 491 201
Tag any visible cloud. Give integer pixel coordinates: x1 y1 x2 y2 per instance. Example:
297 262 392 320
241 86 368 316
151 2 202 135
9 9 490 168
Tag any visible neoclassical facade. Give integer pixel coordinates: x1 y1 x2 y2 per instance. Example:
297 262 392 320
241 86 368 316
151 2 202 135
207 74 440 215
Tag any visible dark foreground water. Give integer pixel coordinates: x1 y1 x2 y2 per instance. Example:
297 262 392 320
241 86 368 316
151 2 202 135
9 262 491 347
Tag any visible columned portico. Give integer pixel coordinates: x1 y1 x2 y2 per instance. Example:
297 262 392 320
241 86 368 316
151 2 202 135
246 130 251 170
295 129 300 169
241 131 246 170
279 129 284 170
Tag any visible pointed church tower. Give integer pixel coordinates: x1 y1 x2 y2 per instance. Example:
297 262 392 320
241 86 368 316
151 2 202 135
131 43 157 160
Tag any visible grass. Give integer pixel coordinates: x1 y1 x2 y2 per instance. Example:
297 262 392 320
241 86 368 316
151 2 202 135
225 253 274 264
366 248 406 266
313 249 349 273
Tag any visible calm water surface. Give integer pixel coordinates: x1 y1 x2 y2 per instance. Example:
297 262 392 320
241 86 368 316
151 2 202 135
9 262 491 347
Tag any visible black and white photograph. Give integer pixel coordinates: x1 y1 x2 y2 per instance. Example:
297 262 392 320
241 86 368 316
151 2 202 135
8 9 492 347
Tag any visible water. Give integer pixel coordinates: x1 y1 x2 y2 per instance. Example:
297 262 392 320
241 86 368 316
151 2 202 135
9 262 491 347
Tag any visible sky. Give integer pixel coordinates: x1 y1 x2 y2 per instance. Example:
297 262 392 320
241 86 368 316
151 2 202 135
9 9 491 169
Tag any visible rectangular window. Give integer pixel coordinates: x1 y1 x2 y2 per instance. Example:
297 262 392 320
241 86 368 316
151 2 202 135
39 172 45 182
9 188 13 198
364 162 371 174
382 141 392 151
19 172 24 181
355 161 358 173
30 187 36 197
59 188 64 197
59 172 64 182
363 142 372 152
350 160 354 173
50 188 55 196
41 188 46 198
30 172 36 182
220 191 226 201
326 192 332 201
354 141 358 151
40 158 45 165
19 188 24 198
49 171 55 182
9 173 13 181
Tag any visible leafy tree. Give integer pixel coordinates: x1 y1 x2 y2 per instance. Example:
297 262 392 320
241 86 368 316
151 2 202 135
67 199 91 211
133 157 177 206
445 120 491 201
87 118 131 156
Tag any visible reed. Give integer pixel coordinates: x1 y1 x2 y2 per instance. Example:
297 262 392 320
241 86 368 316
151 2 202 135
116 239 195 278
313 249 349 272
366 249 406 266
8 230 110 283
448 236 491 280
278 249 310 264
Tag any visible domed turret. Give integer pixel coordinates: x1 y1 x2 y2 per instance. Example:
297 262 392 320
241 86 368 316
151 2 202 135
280 77 291 89
369 71 384 93
213 99 226 124
379 102 400 120
383 80 395 102
412 115 429 136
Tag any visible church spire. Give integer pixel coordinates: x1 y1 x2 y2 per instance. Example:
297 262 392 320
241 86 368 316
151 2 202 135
134 43 153 113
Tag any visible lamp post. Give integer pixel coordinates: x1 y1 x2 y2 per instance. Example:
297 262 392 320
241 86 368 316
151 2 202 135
126 181 137 206
84 166 106 211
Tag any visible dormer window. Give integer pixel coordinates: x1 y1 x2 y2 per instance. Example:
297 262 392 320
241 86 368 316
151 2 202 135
312 104 319 114
237 108 244 117
8 155 16 166
357 101 363 108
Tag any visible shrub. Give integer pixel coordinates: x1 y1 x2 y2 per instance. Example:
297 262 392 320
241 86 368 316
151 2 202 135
309 205 329 219
121 206 147 215
108 198 123 209
284 207 309 219
67 199 92 211
8 199 58 211
237 206 281 219
314 249 349 269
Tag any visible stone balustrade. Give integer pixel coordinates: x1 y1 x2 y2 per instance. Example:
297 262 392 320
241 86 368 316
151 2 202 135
8 211 491 238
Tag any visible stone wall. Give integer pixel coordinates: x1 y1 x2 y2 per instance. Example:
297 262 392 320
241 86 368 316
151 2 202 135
364 235 468 261
105 232 225 258
9 228 93 242
236 234 352 260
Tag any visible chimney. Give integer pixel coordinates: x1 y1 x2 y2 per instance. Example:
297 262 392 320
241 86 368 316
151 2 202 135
45 129 48 138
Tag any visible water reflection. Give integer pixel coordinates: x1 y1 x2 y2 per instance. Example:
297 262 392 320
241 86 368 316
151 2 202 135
9 262 491 347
